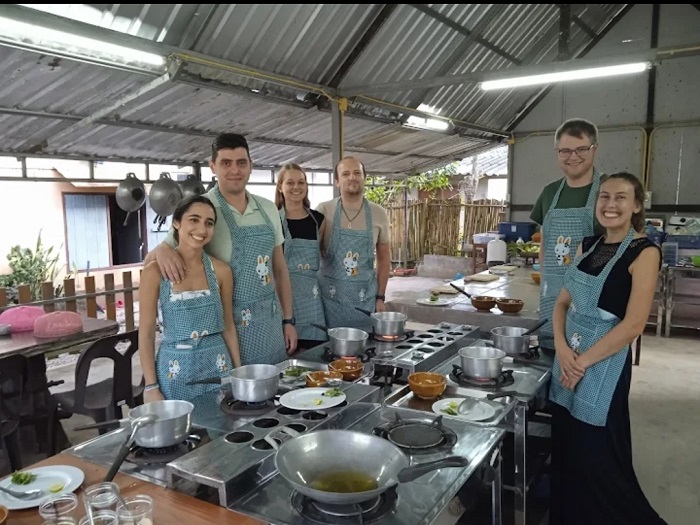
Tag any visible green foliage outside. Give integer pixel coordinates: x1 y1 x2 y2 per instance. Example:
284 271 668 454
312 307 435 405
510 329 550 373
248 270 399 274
364 162 457 206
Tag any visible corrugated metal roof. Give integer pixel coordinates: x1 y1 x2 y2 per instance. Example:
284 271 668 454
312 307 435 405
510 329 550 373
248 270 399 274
2 4 633 173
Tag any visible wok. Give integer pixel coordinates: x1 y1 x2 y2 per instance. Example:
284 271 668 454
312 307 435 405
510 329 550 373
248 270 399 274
355 308 407 337
310 324 368 357
275 430 468 505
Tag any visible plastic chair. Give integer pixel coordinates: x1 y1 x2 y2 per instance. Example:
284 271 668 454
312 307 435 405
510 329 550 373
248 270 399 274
0 388 21 470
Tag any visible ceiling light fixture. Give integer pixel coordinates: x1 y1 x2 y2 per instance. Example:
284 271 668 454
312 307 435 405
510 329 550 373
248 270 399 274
0 15 165 68
480 62 649 91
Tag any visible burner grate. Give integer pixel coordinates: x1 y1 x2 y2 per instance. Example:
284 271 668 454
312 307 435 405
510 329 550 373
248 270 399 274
291 487 398 524
127 431 207 465
220 396 276 417
321 346 375 363
371 329 415 344
373 413 457 455
450 365 515 389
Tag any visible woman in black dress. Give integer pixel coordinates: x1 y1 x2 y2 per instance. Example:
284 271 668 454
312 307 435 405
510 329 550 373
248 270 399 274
549 172 666 525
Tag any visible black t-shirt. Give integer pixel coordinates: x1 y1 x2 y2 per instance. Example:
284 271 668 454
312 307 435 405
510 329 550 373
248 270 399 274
282 210 325 240
578 236 661 319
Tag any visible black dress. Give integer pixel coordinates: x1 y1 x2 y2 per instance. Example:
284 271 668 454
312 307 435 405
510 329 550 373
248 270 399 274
549 236 667 525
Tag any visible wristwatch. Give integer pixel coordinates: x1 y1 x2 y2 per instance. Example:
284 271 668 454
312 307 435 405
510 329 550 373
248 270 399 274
282 317 296 326
376 294 386 301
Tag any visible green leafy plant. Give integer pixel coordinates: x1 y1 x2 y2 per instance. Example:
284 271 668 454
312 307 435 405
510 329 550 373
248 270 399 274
5 231 62 301
365 163 456 205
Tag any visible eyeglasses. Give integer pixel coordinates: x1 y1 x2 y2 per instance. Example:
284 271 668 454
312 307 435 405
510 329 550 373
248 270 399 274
555 144 596 158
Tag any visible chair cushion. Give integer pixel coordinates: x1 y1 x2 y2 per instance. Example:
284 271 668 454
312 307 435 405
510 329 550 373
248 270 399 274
34 311 83 338
0 306 45 332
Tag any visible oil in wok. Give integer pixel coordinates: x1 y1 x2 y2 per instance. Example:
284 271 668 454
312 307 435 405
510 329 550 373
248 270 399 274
311 471 379 493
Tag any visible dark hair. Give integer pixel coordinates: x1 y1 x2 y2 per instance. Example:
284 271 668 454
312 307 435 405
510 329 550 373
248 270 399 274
275 163 311 209
333 156 366 181
555 118 598 145
599 172 646 233
172 195 217 242
211 133 250 162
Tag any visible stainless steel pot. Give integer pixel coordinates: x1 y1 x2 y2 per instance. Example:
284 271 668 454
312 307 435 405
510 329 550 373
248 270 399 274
230 364 280 402
491 323 543 356
128 399 193 448
275 430 468 505
458 345 505 379
149 172 183 216
356 308 407 337
311 324 368 357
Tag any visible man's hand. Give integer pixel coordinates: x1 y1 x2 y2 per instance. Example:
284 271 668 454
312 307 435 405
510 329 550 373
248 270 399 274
284 324 298 355
144 388 165 403
375 298 386 313
155 244 187 283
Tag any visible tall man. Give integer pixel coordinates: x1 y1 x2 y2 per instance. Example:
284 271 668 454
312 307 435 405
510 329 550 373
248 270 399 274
317 156 391 328
531 118 604 352
146 133 297 364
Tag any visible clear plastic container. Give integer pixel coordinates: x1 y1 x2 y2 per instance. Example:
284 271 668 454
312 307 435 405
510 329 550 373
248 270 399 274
84 482 121 512
78 510 118 525
117 494 153 525
661 242 679 266
38 493 79 523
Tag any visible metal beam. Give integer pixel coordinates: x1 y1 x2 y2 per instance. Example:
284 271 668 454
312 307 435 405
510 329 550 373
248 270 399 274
572 14 597 39
558 5 572 60
408 4 521 65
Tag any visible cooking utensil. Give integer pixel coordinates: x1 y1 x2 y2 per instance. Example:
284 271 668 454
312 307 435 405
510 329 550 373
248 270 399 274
0 486 43 500
311 324 368 357
115 173 146 227
229 364 279 403
522 319 547 337
355 308 407 337
449 283 471 298
179 174 206 199
148 172 182 217
491 321 546 355
73 399 194 449
458 345 505 379
274 430 468 505
104 415 157 482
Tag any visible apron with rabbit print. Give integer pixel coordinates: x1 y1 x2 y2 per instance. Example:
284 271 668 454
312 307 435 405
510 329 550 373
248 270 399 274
213 188 287 365
539 169 601 349
319 199 377 329
549 227 635 426
156 252 233 402
280 209 327 341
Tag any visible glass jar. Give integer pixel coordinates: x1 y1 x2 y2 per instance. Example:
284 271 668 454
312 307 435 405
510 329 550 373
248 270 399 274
84 482 120 513
38 493 79 524
116 494 153 525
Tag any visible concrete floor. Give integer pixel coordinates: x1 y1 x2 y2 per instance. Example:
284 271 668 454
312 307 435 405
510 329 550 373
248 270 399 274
3 275 697 525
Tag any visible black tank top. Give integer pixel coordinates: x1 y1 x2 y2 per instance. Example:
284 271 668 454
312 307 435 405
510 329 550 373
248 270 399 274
578 236 661 319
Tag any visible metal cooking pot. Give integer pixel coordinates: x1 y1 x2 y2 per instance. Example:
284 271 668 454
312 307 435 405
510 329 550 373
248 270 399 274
128 399 193 448
149 172 183 216
311 324 368 357
356 308 407 337
180 174 206 199
458 345 505 379
275 430 468 505
230 364 279 403
491 319 546 356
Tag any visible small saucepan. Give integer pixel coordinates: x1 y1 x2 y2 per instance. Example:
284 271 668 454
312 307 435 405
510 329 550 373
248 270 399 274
458 345 506 380
355 308 407 337
491 320 547 356
311 324 368 357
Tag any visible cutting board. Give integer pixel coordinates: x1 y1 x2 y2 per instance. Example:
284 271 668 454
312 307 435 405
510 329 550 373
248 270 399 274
429 285 461 295
464 274 500 283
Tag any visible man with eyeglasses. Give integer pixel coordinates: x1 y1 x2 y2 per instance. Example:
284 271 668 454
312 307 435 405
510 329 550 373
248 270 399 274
531 118 604 353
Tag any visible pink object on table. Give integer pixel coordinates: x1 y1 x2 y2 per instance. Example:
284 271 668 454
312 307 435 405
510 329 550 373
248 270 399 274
0 305 46 332
33 311 84 338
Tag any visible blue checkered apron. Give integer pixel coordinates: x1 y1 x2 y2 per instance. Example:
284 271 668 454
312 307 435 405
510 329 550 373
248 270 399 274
549 228 635 426
318 199 377 328
280 209 328 341
539 169 601 349
156 252 233 402
213 188 287 365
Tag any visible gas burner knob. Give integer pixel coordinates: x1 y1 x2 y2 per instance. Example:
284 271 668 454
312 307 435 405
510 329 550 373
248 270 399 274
461 324 472 331
440 322 451 329
411 351 425 361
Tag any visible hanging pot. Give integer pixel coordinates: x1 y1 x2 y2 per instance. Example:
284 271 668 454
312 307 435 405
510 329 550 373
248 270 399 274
180 174 206 199
115 173 146 226
149 172 182 217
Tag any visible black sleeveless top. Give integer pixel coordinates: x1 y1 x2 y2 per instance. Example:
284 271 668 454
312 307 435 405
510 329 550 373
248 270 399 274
578 236 661 319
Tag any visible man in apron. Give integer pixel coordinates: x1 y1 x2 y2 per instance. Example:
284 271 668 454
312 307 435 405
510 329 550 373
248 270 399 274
317 157 391 329
530 118 604 354
146 133 297 365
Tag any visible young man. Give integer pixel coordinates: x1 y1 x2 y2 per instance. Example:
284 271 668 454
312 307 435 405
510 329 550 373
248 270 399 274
146 133 297 365
316 156 391 329
531 118 604 352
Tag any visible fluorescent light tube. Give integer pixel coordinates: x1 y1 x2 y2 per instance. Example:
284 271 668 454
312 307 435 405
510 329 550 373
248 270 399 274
0 16 164 67
480 62 649 91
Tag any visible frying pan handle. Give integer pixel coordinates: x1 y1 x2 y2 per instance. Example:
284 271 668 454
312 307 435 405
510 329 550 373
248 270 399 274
521 319 548 337
486 390 520 400
449 283 471 298
263 425 300 451
397 456 469 483
354 307 373 316
310 323 329 334
104 436 133 482
73 419 125 431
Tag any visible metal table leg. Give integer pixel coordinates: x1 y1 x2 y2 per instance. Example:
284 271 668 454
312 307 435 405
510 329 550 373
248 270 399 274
491 447 503 525
656 267 666 337
665 269 675 338
513 403 527 525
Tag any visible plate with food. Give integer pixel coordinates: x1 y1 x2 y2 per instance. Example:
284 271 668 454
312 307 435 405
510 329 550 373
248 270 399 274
279 365 312 384
416 293 453 307
278 387 347 410
432 398 496 422
0 466 85 510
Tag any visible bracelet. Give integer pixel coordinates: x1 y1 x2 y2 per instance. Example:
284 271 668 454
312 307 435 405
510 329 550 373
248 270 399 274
144 383 160 392
376 294 386 301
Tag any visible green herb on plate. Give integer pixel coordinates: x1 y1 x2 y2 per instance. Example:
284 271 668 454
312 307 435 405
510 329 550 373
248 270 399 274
322 387 343 398
11 470 37 485
440 401 459 416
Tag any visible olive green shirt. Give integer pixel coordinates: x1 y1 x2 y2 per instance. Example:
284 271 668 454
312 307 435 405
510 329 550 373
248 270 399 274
530 178 604 233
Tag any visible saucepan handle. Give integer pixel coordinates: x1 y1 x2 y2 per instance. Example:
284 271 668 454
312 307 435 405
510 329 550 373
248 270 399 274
486 390 520 400
354 307 373 316
73 419 125 431
397 456 469 483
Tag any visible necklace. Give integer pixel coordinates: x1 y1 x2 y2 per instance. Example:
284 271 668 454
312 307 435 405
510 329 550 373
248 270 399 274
340 200 364 229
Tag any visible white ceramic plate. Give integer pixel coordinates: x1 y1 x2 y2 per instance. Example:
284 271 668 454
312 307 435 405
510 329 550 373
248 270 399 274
0 465 85 510
432 398 497 422
278 387 347 410
416 298 453 307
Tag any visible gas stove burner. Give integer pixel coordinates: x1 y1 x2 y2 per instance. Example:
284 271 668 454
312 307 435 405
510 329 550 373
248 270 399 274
220 396 276 417
372 413 457 455
371 329 415 344
450 365 515 389
511 346 541 362
321 346 376 363
127 431 208 465
291 487 398 524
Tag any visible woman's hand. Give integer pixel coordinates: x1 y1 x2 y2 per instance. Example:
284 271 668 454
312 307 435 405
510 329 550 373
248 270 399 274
555 343 585 384
144 388 165 403
561 373 583 391
284 324 298 355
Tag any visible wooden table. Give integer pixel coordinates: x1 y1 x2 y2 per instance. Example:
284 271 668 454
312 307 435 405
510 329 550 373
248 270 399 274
0 318 119 360
4 454 266 525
